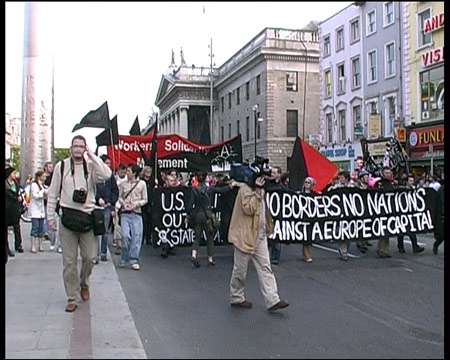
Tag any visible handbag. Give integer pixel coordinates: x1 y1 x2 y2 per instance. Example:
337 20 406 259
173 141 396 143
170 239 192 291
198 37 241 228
92 208 106 236
61 207 93 233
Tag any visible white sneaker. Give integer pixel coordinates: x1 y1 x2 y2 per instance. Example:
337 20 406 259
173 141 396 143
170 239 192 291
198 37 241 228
131 263 140 271
57 247 63 253
50 245 55 251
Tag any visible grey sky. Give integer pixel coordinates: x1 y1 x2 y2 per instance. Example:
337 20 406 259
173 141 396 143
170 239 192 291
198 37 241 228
5 1 351 149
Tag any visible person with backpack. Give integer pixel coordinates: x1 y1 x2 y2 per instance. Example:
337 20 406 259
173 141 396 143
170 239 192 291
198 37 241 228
29 170 47 253
46 135 112 312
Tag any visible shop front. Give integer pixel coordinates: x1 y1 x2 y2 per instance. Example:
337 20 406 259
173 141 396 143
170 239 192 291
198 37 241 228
407 124 444 177
319 142 362 172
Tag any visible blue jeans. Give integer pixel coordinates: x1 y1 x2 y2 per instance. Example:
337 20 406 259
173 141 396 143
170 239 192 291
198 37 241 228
97 207 113 257
120 213 143 265
30 218 45 237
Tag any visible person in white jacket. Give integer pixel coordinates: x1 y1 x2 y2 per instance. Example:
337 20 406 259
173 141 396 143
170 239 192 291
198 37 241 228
29 170 47 253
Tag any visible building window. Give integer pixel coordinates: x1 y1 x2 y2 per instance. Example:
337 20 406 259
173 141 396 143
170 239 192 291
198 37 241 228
228 93 232 109
246 116 250 141
323 35 331 57
385 41 395 78
286 71 298 91
418 8 432 48
367 10 376 36
383 2 394 27
420 66 444 121
337 63 345 95
256 75 261 95
221 97 224 112
386 96 396 136
367 100 378 115
326 113 333 143
228 123 232 139
353 105 363 140
350 18 360 43
236 87 240 105
221 126 224 142
286 110 298 137
325 70 332 97
338 109 346 142
246 81 250 100
367 49 377 84
336 27 344 51
237 120 240 135
352 56 361 88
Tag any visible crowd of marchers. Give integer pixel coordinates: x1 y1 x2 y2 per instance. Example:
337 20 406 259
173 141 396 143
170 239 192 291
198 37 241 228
4 139 444 313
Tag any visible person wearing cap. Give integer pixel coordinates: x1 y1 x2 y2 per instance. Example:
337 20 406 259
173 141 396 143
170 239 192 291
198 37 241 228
301 177 316 263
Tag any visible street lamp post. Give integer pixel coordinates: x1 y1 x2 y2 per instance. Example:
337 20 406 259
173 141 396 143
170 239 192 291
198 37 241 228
253 104 263 161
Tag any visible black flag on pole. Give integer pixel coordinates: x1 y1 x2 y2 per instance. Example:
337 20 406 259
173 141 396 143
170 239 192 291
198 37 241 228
96 115 119 147
129 116 141 135
72 101 110 132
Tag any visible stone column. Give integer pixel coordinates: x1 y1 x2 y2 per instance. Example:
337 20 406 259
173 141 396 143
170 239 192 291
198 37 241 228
179 106 189 138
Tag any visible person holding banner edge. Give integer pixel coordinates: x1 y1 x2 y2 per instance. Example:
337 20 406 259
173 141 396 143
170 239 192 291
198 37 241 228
301 177 316 263
186 171 233 268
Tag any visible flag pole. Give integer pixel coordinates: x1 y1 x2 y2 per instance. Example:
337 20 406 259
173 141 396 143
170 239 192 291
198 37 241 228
109 126 117 171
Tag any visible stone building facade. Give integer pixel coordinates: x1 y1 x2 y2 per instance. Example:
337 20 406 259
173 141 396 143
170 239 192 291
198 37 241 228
155 50 214 145
214 27 320 170
155 28 320 171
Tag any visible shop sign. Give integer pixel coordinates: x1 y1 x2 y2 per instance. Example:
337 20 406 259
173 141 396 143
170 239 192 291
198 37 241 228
409 126 444 149
396 128 407 142
320 146 355 159
421 47 444 68
368 115 381 139
424 13 444 34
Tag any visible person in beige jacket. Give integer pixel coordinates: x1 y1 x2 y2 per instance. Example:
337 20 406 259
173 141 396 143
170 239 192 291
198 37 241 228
228 176 289 312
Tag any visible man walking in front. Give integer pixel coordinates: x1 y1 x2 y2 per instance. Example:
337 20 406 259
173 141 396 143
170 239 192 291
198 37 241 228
228 170 289 312
47 135 112 312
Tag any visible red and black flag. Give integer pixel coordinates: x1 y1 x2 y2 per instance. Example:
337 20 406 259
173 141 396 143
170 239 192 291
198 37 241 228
72 101 110 132
129 116 141 135
287 137 338 193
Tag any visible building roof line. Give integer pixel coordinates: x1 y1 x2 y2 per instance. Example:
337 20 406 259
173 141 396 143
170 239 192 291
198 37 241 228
318 3 356 26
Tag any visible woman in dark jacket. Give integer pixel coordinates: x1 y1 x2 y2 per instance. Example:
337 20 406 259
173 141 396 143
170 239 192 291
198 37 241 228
5 167 22 263
186 172 232 268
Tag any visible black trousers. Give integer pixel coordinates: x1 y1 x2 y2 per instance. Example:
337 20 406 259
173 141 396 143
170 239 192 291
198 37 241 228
142 211 152 245
13 222 23 250
397 232 419 250
434 219 444 249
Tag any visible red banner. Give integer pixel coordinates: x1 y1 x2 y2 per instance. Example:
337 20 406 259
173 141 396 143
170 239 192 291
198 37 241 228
107 134 242 172
107 135 154 170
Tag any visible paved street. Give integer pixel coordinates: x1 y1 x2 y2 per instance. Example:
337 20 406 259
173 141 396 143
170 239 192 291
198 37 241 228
6 221 444 359
115 234 444 359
